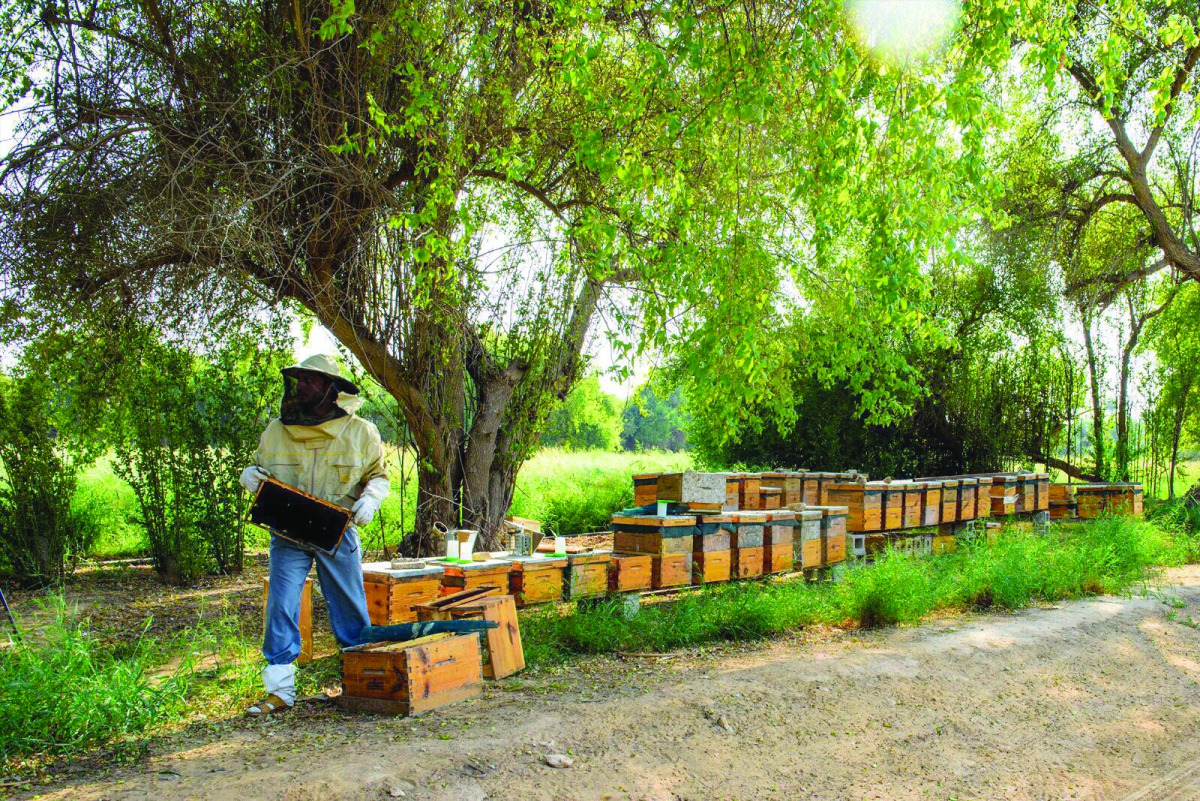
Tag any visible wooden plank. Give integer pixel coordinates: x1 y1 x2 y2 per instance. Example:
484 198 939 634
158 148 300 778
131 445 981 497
764 542 793 574
451 595 524 680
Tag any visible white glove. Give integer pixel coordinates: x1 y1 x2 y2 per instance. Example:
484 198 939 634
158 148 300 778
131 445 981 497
351 477 390 526
240 465 271 494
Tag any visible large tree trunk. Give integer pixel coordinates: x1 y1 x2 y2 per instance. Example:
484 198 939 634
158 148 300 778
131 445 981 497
1082 317 1107 479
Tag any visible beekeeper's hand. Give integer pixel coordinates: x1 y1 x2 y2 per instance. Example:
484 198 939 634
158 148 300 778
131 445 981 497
240 465 271 494
352 477 390 526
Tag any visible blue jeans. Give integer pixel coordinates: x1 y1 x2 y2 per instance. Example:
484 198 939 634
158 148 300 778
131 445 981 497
263 529 370 665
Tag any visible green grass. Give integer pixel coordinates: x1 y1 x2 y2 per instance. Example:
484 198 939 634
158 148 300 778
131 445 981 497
0 597 192 768
520 515 1189 667
75 458 145 559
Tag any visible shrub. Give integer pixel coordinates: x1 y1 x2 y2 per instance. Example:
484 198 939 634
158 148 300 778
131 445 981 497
114 328 288 584
0 376 97 585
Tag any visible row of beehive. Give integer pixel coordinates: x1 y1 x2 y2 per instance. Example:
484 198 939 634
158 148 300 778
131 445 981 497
360 508 856 625
1049 482 1144 520
637 470 1053 534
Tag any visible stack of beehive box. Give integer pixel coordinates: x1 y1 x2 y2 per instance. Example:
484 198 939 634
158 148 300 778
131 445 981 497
1049 483 1078 520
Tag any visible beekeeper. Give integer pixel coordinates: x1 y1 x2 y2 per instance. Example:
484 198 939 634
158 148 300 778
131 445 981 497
239 354 390 715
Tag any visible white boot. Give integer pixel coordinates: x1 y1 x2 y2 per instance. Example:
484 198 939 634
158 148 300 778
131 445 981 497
247 663 296 715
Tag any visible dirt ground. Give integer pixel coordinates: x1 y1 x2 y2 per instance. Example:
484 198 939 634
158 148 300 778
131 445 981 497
19 565 1200 801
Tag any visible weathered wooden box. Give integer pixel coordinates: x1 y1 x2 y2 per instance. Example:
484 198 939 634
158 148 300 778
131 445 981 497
881 483 905 531
939 479 961 523
801 473 821 505
825 533 847 564
611 514 696 555
508 555 567 607
957 478 978 521
440 560 512 596
826 482 883 532
989 475 1017 504
732 545 764 579
1113 484 1143 516
362 562 446 625
657 471 725 512
991 494 1017 516
1034 473 1051 512
799 510 823 569
972 477 992 518
652 552 693 588
920 481 943 526
899 482 923 529
760 487 783 510
415 593 524 680
692 550 731 584
1049 500 1078 520
565 552 612 600
608 553 653 592
633 473 661 506
731 512 766 549
1049 483 1077 502
763 510 796 573
340 632 482 716
736 474 762 510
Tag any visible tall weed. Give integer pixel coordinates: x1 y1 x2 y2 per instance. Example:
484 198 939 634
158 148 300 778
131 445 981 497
0 598 190 766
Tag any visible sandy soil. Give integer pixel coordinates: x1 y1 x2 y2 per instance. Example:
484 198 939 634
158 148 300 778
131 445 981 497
24 565 1200 801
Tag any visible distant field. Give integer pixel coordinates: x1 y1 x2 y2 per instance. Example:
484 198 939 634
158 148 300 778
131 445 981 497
84 448 693 559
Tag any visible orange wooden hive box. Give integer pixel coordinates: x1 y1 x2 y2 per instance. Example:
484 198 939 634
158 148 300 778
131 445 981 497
440 559 514 596
692 514 733 584
919 481 943 527
611 514 696 555
361 561 447 625
825 482 883 532
652 552 693 588
508 555 567 607
730 511 766 579
609 553 654 592
796 508 824 568
633 473 661 506
565 552 612 600
939 479 961 523
340 632 483 716
881 483 905 531
899 482 923 530
763 510 797 574
736 474 763 510
414 590 524 680
957 478 978 522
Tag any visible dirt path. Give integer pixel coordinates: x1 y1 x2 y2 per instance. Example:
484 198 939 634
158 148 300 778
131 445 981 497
31 566 1200 801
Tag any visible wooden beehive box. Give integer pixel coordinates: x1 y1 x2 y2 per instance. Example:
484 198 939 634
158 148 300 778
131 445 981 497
692 549 731 584
1049 483 1077 502
1013 474 1033 513
900 482 923 529
800 473 820 505
611 514 696 555
694 513 733 552
1075 483 1108 518
798 509 824 569
731 512 766 548
565 552 612 600
732 546 764 579
782 473 804 506
816 472 838 505
608 553 653 592
737 474 762 510
939 479 961 523
652 552 693 588
920 481 943 526
1049 500 1078 520
989 475 1016 502
340 632 482 716
441 560 514 596
1035 473 1051 511
825 526 847 565
971 477 992 519
1110 484 1144 517
826 482 882 532
633 473 661 506
881 483 905 531
723 473 743 510
415 592 524 680
361 562 446 625
760 487 783 510
957 478 978 522
508 555 567 607
763 510 796 573
657 471 725 513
